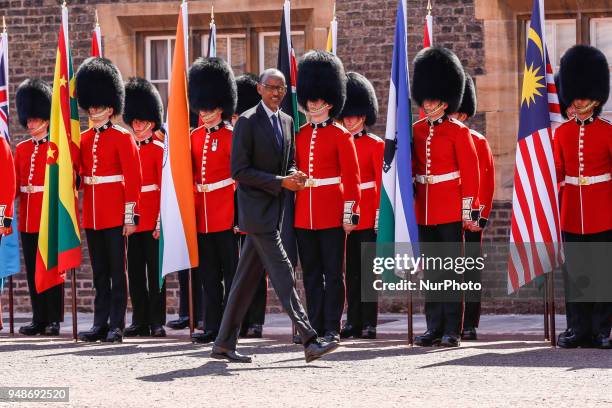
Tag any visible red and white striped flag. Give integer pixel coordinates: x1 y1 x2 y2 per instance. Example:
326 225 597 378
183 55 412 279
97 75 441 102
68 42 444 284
508 0 562 293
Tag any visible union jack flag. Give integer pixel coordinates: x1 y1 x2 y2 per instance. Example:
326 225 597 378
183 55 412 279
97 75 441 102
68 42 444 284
508 0 563 292
0 29 9 141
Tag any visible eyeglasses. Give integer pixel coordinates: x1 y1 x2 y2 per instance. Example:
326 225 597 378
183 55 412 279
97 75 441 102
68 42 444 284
260 83 287 94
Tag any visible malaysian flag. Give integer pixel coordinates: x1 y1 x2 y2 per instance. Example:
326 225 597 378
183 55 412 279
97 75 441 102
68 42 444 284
0 25 9 141
508 0 562 292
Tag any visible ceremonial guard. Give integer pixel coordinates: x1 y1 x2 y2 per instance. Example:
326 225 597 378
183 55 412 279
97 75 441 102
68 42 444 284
448 73 495 340
295 50 361 343
554 45 612 349
188 57 239 344
233 73 267 339
337 72 383 340
76 57 142 343
411 47 481 347
14 78 62 335
122 77 166 338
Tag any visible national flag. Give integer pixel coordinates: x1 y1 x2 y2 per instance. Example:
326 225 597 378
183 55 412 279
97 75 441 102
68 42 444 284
159 1 198 281
326 3 337 55
277 0 301 133
508 0 562 293
35 4 81 293
377 0 419 280
545 58 564 124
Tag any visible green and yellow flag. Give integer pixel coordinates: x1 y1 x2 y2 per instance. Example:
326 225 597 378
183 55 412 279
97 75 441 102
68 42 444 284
35 3 81 293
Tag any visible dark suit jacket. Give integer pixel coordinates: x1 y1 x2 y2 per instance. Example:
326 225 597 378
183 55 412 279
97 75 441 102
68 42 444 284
231 101 296 233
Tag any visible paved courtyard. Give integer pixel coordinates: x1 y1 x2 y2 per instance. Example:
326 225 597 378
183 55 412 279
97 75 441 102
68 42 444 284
1 314 610 407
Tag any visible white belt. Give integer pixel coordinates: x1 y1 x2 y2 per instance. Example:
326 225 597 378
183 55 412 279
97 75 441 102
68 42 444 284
20 185 44 193
565 173 611 186
415 171 460 185
196 178 234 193
360 181 376 190
141 184 160 192
83 175 124 185
305 177 341 188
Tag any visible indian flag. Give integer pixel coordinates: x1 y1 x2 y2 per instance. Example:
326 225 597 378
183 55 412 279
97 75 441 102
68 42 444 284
159 1 198 280
35 3 81 293
377 0 419 279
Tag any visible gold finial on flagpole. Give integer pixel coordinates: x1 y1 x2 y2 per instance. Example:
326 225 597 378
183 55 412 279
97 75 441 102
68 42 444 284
427 0 432 16
2 16 6 33
62 1 67 8
210 4 215 26
332 1 336 21
94 9 99 27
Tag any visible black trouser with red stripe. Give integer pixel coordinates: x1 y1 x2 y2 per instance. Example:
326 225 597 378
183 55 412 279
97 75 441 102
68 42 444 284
85 227 128 330
296 227 345 334
345 228 378 329
463 229 483 329
21 232 63 325
195 230 239 333
562 229 612 340
418 222 463 336
127 231 166 327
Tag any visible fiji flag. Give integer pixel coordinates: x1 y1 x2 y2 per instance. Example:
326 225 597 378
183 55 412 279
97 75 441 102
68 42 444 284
508 0 562 292
377 0 419 279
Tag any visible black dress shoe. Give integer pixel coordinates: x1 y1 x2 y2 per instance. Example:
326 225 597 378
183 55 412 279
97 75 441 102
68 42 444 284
558 329 589 348
191 330 218 344
123 324 150 337
340 324 360 339
440 334 461 347
244 324 263 338
43 322 60 336
360 326 377 339
304 338 340 363
19 322 45 336
592 334 611 349
166 316 190 330
461 327 477 341
78 326 109 342
150 325 166 337
324 331 340 343
414 330 442 347
102 328 123 343
211 345 252 363
293 333 302 344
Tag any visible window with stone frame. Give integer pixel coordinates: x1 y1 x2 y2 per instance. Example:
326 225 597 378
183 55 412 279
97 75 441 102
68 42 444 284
258 31 305 73
145 36 176 110
202 33 247 75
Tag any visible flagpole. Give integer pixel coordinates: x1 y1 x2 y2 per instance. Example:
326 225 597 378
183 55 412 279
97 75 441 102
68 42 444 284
407 274 413 345
543 275 549 340
549 271 556 347
71 269 77 340
8 275 14 335
188 268 194 336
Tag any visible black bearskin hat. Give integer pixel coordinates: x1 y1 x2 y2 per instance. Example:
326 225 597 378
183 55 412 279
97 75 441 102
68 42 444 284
297 50 346 118
456 73 476 118
236 73 261 115
123 77 164 131
76 57 124 115
188 57 237 120
412 47 465 113
559 45 609 116
338 72 379 126
554 72 569 120
15 78 52 128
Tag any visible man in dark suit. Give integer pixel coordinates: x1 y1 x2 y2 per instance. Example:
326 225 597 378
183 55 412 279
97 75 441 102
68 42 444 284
211 68 340 363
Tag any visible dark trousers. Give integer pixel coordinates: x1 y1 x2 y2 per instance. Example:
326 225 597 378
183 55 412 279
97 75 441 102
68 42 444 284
239 233 267 328
21 232 63 324
562 229 612 339
195 230 238 332
215 231 317 351
127 231 166 326
296 227 345 334
85 227 128 330
345 228 378 329
463 229 483 329
418 222 463 335
178 269 202 321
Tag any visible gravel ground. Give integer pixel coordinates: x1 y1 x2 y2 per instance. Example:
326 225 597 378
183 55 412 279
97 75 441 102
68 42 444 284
1 314 610 407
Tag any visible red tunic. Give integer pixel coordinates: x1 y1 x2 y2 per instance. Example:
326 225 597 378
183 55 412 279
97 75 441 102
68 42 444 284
295 120 361 230
553 116 612 234
190 123 235 234
80 123 142 230
470 129 495 226
0 136 15 230
14 137 48 233
412 117 480 225
353 130 384 231
135 137 163 232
